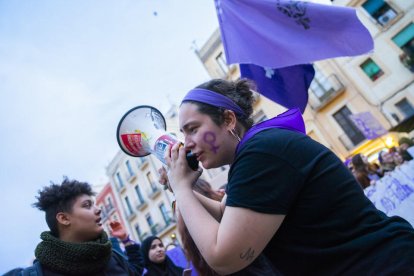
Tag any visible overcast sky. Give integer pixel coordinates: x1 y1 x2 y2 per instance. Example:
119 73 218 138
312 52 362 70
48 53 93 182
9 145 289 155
0 0 218 271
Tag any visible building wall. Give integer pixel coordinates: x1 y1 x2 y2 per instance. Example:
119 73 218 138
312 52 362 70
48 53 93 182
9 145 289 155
196 0 414 160
106 146 178 246
96 183 128 237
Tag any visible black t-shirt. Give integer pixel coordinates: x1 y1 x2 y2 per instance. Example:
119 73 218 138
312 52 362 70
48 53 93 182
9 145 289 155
226 128 414 275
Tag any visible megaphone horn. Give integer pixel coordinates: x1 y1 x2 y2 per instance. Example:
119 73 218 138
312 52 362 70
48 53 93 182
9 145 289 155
116 105 198 170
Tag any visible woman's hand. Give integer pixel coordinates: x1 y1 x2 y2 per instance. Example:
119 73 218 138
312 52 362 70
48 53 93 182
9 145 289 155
158 166 173 193
109 221 128 240
165 142 202 193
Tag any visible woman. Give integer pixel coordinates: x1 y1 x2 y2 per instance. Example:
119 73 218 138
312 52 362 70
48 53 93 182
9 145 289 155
378 150 397 173
141 236 184 276
165 79 414 275
351 153 382 189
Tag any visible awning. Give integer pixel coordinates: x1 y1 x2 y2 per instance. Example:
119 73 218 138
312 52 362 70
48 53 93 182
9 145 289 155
389 114 414 133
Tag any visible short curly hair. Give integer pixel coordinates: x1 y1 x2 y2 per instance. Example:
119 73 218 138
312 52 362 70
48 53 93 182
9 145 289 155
33 177 95 236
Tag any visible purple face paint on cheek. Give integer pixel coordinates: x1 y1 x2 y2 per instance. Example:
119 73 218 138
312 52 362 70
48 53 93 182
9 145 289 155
203 131 220 154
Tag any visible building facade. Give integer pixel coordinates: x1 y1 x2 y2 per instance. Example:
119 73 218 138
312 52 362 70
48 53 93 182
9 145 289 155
106 147 178 246
196 0 414 161
96 183 128 236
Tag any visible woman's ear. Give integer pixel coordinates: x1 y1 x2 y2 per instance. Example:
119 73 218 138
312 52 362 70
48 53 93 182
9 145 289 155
223 110 237 130
56 212 70 226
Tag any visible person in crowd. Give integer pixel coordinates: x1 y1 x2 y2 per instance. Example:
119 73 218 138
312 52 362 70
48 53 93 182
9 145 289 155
398 137 414 161
141 236 184 276
388 146 406 166
350 153 382 189
164 78 414 275
378 150 397 173
10 178 144 275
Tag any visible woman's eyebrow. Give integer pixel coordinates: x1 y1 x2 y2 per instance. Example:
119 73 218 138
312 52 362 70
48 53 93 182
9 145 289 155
181 121 197 132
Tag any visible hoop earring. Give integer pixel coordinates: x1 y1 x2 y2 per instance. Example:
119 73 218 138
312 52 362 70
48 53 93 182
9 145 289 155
229 129 241 142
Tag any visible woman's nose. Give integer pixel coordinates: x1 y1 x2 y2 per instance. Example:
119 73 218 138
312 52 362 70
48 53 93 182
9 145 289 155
184 136 195 149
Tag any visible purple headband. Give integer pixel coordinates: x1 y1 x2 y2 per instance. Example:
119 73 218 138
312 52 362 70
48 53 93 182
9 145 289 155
181 88 246 116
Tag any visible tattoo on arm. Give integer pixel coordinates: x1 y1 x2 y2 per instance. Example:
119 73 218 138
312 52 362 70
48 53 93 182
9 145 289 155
239 247 255 262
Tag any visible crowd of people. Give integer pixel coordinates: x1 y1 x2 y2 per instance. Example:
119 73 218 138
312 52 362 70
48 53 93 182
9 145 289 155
349 137 414 189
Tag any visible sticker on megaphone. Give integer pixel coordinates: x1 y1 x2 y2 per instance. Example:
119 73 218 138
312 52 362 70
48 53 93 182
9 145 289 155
117 105 198 170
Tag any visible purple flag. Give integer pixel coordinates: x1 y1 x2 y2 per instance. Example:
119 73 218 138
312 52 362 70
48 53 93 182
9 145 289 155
240 63 315 113
215 0 373 68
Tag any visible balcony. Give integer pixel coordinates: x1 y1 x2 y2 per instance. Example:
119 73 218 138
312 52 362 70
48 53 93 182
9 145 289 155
148 186 161 199
308 74 345 111
148 223 160 235
139 232 150 241
126 211 137 221
136 201 148 211
127 173 137 183
157 218 177 237
137 158 149 170
117 184 127 194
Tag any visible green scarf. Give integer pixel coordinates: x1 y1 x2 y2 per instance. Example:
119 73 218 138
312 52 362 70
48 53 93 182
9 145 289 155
35 231 112 275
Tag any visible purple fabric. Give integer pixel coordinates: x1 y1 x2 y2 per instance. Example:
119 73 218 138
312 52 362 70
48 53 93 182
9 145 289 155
240 63 315 113
182 88 246 116
215 0 373 68
348 112 388 140
166 246 198 276
236 108 305 155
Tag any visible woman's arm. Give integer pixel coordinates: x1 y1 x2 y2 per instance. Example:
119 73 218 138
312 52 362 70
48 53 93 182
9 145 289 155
176 188 284 275
193 191 226 222
160 164 226 221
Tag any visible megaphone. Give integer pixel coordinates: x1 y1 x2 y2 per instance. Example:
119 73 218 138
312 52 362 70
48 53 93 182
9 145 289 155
116 105 198 170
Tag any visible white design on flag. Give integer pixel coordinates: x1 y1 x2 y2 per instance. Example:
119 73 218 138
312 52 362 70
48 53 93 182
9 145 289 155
264 67 275 79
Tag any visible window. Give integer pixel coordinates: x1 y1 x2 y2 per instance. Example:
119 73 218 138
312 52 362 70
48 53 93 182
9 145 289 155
126 160 134 177
99 205 106 217
392 23 414 71
134 224 142 239
107 197 114 211
146 214 157 234
116 172 124 188
393 23 414 54
216 52 228 74
362 0 397 26
360 58 384 81
395 98 414 118
159 203 170 224
134 185 145 204
310 67 335 101
333 106 365 146
146 172 157 192
124 196 133 215
146 214 154 227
